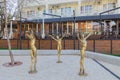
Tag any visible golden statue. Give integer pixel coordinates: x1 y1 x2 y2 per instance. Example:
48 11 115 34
26 29 37 74
77 31 92 76
49 33 66 63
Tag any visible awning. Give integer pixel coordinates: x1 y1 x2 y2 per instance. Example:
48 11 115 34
21 14 120 23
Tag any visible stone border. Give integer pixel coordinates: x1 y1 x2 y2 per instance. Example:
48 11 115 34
0 50 120 66
86 51 120 66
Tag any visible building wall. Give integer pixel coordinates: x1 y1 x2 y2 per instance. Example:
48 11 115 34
19 0 118 19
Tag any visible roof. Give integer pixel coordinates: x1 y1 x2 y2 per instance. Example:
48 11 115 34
22 14 120 23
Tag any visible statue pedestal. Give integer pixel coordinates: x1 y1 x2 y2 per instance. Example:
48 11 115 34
79 73 88 76
56 61 62 63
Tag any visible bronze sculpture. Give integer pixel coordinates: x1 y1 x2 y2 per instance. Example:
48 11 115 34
77 31 92 76
49 33 66 63
26 29 37 74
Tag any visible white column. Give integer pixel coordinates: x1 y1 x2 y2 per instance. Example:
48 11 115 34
9 20 13 39
67 22 69 35
36 24 38 33
42 16 45 39
57 23 58 35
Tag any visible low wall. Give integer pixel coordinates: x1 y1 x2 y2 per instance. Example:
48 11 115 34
0 39 120 54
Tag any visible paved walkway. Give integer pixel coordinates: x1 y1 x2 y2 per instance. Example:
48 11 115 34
0 55 119 80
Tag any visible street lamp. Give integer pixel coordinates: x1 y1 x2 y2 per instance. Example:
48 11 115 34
73 10 76 50
20 11 22 49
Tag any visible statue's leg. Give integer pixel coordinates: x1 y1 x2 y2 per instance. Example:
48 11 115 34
29 50 34 73
79 50 85 75
57 47 62 63
33 49 37 73
58 50 60 61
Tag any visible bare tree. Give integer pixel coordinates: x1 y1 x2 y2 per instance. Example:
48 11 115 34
3 0 23 66
2 0 42 66
4 0 15 65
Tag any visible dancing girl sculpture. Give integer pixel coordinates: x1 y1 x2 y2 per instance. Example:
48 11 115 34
49 33 66 63
26 29 37 74
77 31 92 76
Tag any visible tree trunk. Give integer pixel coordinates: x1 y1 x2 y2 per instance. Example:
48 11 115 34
4 0 15 64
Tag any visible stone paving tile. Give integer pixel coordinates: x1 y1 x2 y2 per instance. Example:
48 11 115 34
99 61 120 78
0 56 119 80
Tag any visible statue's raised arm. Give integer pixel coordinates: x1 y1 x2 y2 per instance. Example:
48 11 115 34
61 32 66 39
49 35 57 41
30 29 34 34
85 31 92 40
26 29 34 39
26 32 31 38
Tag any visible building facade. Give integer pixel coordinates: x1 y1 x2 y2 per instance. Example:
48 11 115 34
14 0 120 39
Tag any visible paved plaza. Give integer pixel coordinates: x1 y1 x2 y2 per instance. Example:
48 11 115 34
0 54 120 80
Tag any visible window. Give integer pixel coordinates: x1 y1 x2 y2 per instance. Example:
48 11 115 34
103 3 116 14
27 10 36 17
80 5 92 15
61 7 72 17
81 6 84 14
66 7 71 13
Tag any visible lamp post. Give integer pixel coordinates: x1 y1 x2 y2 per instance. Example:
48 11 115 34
73 10 76 50
20 11 22 49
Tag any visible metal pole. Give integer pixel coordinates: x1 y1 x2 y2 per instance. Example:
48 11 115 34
99 13 103 39
17 39 18 49
110 39 112 54
39 39 40 49
78 39 79 50
20 11 22 49
73 10 76 50
50 38 52 49
93 39 95 52
64 39 65 49
28 39 29 49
